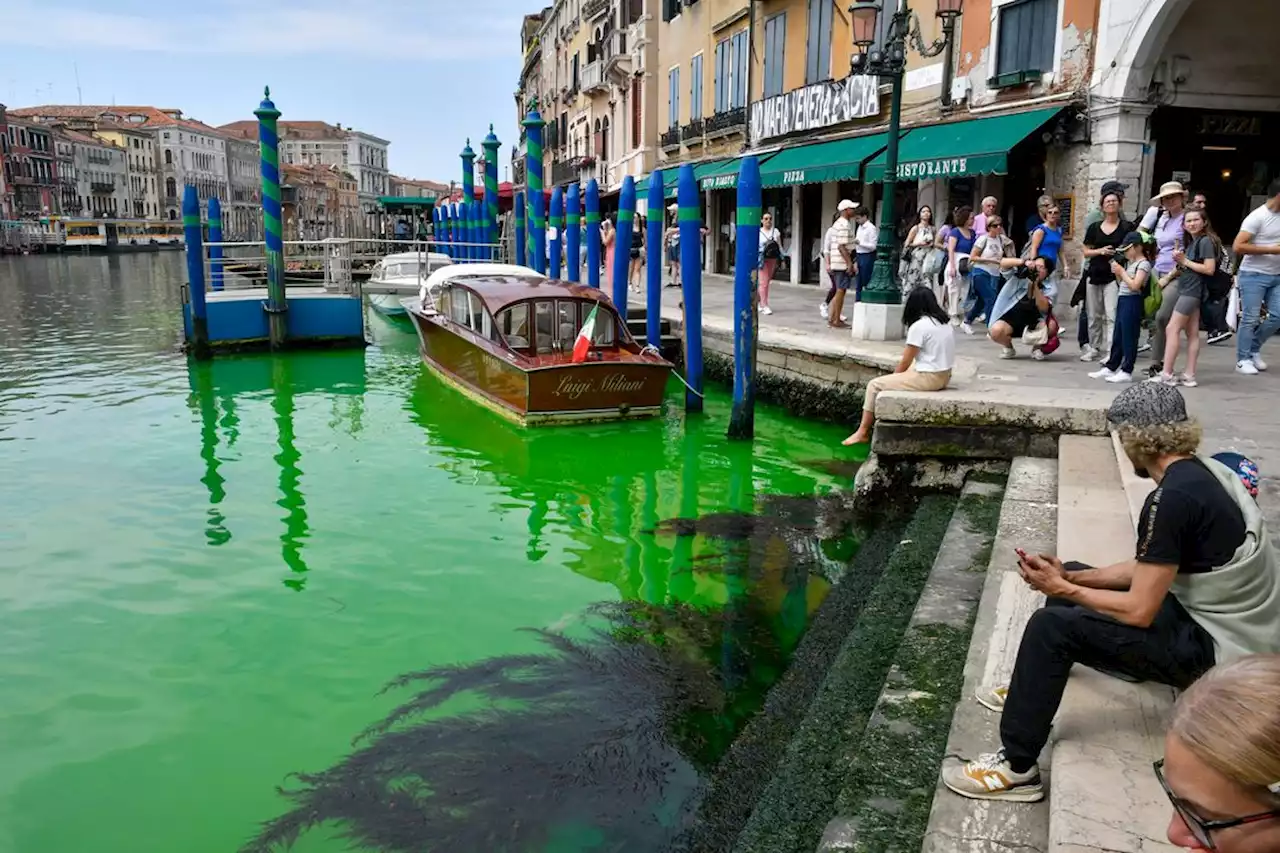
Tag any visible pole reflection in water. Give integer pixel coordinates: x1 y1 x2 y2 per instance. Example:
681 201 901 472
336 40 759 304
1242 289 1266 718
720 445 755 695
270 357 311 591
666 426 702 603
189 361 231 546
638 470 668 605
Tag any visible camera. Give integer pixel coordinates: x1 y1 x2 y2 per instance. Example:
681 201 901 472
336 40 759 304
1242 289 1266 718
1011 262 1036 280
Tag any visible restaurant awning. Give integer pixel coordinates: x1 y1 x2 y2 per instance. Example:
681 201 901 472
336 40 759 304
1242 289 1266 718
754 131 892 189
863 106 1065 183
636 159 733 198
378 196 437 207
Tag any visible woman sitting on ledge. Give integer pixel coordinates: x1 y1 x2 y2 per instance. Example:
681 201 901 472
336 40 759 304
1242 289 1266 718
842 286 955 447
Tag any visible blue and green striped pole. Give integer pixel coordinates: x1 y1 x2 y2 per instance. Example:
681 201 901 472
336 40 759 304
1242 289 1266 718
207 196 224 291
254 87 287 349
678 164 703 412
728 156 762 439
565 184 581 282
549 187 563 279
585 179 601 288
183 183 210 357
471 200 483 265
523 105 546 274
461 139 476 261
646 170 665 348
612 176 635 320
514 191 526 267
482 126 500 261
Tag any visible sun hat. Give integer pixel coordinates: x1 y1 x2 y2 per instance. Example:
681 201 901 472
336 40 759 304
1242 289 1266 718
838 199 856 212
1151 180 1188 204
1106 383 1188 428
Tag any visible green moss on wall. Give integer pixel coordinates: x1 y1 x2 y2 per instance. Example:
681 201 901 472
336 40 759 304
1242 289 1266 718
729 494 958 853
703 351 865 424
956 487 1004 572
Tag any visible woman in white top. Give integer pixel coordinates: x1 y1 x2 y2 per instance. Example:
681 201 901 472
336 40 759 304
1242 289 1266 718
901 205 937 294
758 212 786 315
842 286 956 446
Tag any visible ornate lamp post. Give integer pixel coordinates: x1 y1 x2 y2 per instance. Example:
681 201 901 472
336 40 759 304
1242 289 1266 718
849 0 963 340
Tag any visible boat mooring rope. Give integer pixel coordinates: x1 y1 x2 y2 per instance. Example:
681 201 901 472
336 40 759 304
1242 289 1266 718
641 345 704 399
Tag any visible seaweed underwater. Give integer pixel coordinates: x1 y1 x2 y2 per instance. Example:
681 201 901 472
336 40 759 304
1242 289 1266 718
241 491 863 853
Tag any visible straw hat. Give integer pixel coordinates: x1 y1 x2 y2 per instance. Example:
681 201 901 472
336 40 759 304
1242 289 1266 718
1151 180 1188 204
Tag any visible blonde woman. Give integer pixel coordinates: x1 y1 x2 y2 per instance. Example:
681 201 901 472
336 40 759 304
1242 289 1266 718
1158 655 1280 852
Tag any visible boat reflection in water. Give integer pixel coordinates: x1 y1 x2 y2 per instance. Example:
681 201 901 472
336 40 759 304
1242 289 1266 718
403 264 674 426
187 351 367 590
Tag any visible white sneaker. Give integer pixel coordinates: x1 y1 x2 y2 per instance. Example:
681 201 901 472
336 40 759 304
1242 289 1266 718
942 749 1044 803
976 686 1008 713
1179 373 1198 388
761 305 773 316
1079 344 1098 362
960 322 975 336
1147 371 1178 386
1237 359 1260 376
1105 370 1134 384
820 304 830 320
1253 354 1268 371
840 315 849 323
1137 340 1151 354
1030 348 1045 361
999 346 1016 360
1088 366 1115 379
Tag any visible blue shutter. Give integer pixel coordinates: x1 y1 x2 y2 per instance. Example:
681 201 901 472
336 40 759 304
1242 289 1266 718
996 0 1056 76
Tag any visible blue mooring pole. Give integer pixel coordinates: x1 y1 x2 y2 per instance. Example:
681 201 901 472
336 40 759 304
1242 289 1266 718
183 184 210 358
254 86 286 350
646 170 665 351
514 190 526 267
612 176 635 321
728 156 761 439
565 184 581 283
549 187 563 279
207 196 224 291
678 164 703 413
432 206 441 253
585 179 601 288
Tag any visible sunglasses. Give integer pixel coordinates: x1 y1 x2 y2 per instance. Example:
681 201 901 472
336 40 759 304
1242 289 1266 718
1154 760 1280 850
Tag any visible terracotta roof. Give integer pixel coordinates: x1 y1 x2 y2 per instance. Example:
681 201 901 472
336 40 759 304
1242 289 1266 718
217 121 258 140
8 104 224 137
277 120 347 141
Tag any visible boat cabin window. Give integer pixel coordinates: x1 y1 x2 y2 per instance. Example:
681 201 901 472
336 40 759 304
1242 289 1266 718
496 304 530 351
383 261 421 279
528 299 615 355
447 286 469 327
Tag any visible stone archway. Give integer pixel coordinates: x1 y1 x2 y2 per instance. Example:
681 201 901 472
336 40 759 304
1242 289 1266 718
1092 0 1197 102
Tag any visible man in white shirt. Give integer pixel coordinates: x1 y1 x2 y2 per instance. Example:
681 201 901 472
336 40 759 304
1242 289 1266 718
1232 177 1280 375
826 200 857 328
853 206 879 300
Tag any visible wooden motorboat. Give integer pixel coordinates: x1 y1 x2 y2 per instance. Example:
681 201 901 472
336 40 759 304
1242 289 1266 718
365 251 453 315
403 265 674 425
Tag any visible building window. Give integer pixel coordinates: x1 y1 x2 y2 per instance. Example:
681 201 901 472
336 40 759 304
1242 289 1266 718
662 0 680 22
631 77 643 148
715 32 750 113
805 0 834 84
667 66 680 129
690 54 704 120
995 0 1056 80
164 149 172 165
763 13 787 97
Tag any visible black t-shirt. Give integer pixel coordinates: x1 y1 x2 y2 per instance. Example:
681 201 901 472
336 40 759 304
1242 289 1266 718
1136 458 1246 574
1083 219 1134 284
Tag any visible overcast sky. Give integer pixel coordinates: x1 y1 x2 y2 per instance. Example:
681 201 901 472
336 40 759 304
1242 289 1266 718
0 0 524 183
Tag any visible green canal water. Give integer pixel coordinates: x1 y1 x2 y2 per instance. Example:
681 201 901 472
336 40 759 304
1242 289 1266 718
0 253 865 853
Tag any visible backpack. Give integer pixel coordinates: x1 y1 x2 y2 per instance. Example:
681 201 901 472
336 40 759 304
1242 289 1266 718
762 229 782 260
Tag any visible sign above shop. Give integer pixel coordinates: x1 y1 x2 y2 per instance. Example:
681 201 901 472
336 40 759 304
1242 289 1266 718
750 75 880 144
895 157 972 180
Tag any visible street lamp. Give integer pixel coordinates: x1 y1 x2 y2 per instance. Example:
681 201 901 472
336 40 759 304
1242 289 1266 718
848 0 963 341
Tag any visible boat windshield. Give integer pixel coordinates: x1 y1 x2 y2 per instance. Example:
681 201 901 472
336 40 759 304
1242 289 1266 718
515 299 615 355
382 261 422 279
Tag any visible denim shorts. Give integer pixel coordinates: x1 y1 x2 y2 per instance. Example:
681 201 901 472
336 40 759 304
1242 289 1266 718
833 269 853 291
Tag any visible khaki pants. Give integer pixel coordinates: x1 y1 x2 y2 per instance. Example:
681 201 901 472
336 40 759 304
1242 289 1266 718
1086 281 1118 355
863 369 952 412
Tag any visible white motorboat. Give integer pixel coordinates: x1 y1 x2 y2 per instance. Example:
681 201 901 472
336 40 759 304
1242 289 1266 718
365 251 454 315
400 263 546 314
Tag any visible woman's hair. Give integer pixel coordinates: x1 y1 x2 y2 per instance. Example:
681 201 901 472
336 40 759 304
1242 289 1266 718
1169 655 1280 804
918 205 933 223
954 205 974 227
1036 194 1054 213
902 286 949 327
1116 420 1203 461
986 215 1003 231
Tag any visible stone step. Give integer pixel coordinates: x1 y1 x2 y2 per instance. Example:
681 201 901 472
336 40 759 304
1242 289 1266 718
920 457 1057 853
1048 435 1178 853
729 494 961 853
818 479 1005 852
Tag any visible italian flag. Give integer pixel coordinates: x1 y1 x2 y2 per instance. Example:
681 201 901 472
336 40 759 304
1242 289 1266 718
571 304 599 363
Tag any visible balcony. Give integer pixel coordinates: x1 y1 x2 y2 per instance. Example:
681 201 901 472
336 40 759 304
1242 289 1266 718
660 128 681 151
681 119 704 143
706 107 747 138
550 159 578 187
584 0 610 20
163 195 179 207
602 31 630 78
91 181 115 194
582 60 606 94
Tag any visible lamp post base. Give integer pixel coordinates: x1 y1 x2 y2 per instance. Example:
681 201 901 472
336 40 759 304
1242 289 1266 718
851 300 904 342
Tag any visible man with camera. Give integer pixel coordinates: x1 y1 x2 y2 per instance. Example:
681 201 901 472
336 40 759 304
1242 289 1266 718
986 256 1055 360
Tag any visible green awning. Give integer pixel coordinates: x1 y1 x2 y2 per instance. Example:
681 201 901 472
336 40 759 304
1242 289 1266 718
378 196 437 207
754 132 892 189
636 159 732 198
863 106 1065 183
